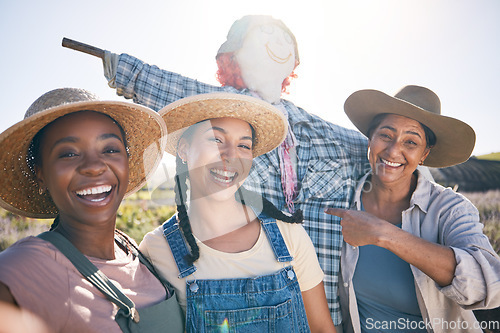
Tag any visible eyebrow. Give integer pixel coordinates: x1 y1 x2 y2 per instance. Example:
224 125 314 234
379 125 423 138
51 133 123 150
206 126 253 141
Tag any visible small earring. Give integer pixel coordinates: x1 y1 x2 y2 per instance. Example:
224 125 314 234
38 187 45 195
419 161 424 165
182 159 187 165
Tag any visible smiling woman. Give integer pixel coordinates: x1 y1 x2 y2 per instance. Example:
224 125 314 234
138 92 337 333
0 88 184 332
329 85 500 333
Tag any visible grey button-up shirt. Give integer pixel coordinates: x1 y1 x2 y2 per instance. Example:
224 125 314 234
340 170 500 333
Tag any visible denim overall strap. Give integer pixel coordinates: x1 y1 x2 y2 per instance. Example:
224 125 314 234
259 215 294 263
184 215 310 333
162 215 197 278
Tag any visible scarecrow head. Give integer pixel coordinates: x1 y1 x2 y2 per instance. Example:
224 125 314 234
216 15 300 103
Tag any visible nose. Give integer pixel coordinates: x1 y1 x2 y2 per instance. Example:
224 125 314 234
219 143 237 162
78 152 107 176
385 140 403 158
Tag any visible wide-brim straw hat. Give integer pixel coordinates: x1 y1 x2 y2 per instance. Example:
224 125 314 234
344 85 476 168
0 88 166 218
159 92 287 157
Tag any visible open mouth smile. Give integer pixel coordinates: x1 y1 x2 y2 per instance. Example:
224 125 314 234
210 168 237 184
75 185 113 202
380 158 403 167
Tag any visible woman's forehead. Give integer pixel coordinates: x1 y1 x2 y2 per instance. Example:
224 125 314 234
377 114 425 132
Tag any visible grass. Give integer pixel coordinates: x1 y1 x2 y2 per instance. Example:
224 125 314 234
461 190 500 254
476 152 500 161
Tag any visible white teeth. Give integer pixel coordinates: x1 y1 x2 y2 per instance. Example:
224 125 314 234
381 158 402 167
214 177 232 184
76 185 112 196
210 169 236 178
210 168 236 183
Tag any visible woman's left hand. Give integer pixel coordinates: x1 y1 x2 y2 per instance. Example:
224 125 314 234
324 208 393 247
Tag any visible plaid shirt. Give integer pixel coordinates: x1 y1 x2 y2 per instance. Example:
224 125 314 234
116 53 369 324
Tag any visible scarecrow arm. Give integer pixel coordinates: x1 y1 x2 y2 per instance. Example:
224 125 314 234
62 37 105 59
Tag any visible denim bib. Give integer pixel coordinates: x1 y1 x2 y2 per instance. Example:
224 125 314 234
163 214 311 333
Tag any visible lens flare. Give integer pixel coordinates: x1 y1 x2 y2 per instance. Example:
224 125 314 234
220 318 229 333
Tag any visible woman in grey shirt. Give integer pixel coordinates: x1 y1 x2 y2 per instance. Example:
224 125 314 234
327 85 500 333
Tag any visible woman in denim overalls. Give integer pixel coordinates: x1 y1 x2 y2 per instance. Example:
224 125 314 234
140 93 336 332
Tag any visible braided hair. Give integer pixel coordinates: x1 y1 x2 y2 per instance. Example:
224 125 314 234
174 155 200 265
174 155 303 265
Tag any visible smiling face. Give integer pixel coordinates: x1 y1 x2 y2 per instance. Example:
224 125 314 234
178 117 254 202
35 111 129 227
234 23 296 103
368 114 431 186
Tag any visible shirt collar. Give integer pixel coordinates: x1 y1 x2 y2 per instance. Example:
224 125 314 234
353 168 432 213
409 168 432 214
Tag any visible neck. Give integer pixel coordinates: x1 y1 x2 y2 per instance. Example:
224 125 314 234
53 218 117 259
187 196 256 242
363 173 418 224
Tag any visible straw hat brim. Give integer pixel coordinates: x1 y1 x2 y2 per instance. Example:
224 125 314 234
344 89 476 168
0 100 166 218
159 93 288 157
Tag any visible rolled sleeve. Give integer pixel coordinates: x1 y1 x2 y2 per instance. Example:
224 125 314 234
440 245 500 308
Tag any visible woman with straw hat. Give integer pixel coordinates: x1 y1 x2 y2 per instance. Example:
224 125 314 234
326 85 500 333
0 88 184 332
139 92 336 332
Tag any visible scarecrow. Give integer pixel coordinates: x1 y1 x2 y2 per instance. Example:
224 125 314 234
63 15 369 326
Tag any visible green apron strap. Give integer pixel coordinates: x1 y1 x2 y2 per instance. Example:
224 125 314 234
37 231 139 323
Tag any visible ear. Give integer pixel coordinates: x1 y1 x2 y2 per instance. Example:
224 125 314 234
177 137 189 163
421 147 432 165
34 164 46 192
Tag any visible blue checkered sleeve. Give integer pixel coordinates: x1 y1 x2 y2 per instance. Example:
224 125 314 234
116 54 227 111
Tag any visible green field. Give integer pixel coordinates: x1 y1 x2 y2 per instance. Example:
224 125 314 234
477 152 500 161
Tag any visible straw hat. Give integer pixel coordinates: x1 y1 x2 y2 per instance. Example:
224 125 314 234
344 85 476 168
0 88 166 218
159 92 287 157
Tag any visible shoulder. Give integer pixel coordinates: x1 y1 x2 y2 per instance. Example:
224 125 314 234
139 224 169 253
0 236 58 263
282 100 368 148
0 236 72 309
426 179 479 215
275 220 311 246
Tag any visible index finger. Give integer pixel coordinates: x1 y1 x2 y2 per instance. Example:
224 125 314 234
324 207 347 217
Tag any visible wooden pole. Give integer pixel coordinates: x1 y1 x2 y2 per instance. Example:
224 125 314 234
62 37 105 59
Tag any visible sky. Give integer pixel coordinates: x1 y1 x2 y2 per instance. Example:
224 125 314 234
1 0 499 157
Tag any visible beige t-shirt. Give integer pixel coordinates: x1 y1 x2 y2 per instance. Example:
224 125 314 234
139 219 324 313
0 236 166 333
